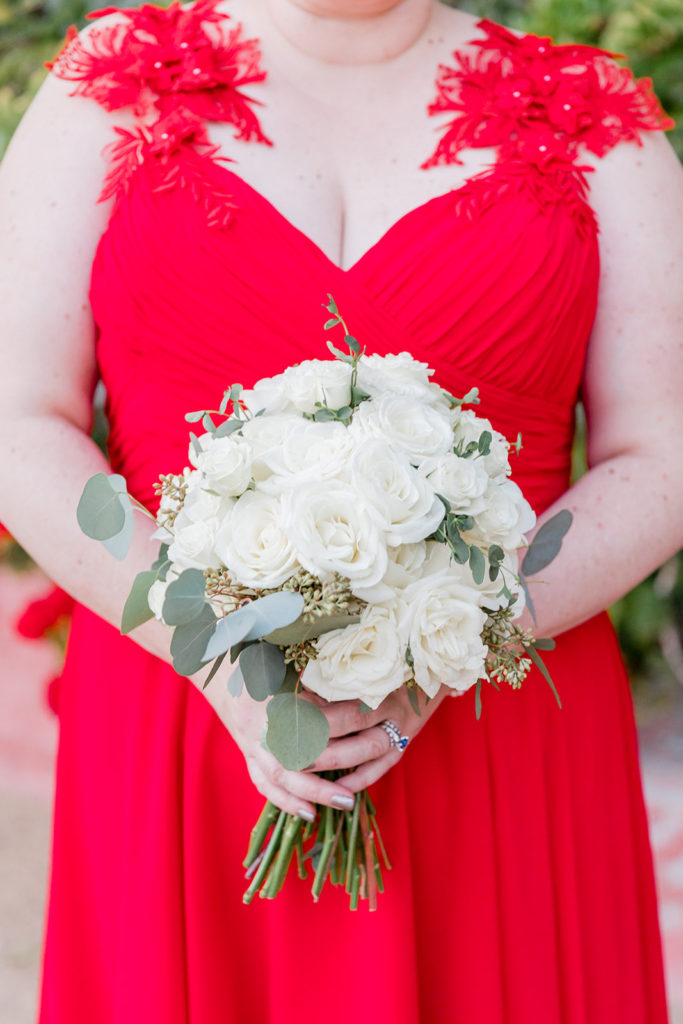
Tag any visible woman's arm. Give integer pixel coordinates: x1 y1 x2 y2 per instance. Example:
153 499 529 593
325 129 683 791
0 65 356 819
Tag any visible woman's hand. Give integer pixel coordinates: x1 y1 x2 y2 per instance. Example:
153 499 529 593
305 685 450 794
203 664 359 820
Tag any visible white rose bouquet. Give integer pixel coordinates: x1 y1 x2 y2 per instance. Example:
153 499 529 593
77 296 571 909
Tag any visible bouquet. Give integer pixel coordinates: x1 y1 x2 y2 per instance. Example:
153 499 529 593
77 296 570 909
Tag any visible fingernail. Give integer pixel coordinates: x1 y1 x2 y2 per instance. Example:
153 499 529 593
297 808 316 822
331 794 355 810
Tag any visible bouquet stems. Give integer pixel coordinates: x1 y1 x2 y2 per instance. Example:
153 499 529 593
242 778 390 909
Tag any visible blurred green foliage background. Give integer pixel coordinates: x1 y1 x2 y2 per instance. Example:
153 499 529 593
0 0 681 695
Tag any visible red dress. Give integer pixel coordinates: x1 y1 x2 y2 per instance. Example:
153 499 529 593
43 5 673 1022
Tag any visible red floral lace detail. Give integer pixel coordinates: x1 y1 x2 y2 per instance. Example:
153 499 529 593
47 0 270 225
423 19 674 235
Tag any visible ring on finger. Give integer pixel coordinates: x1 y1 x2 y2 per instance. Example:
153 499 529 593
379 719 410 753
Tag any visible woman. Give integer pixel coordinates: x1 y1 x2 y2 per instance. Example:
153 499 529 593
0 0 681 1020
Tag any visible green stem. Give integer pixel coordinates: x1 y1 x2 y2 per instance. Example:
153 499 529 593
312 805 336 902
263 815 302 898
243 800 280 869
344 794 361 893
242 810 287 905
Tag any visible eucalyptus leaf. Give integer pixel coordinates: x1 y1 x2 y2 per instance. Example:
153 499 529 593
478 430 492 455
228 662 244 696
77 473 127 541
170 604 218 676
215 418 243 439
185 411 205 423
469 545 486 585
203 605 259 661
521 509 573 577
240 591 305 641
528 646 562 709
359 701 373 714
162 569 208 626
202 413 216 434
314 407 337 422
407 688 421 717
240 643 287 702
520 579 537 625
202 651 227 690
475 678 483 720
102 500 135 561
533 637 556 651
264 610 360 646
265 694 330 771
151 543 170 573
325 294 338 315
345 335 360 354
323 318 339 330
121 570 157 635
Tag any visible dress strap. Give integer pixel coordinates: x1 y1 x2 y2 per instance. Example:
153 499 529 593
422 19 674 237
47 0 270 226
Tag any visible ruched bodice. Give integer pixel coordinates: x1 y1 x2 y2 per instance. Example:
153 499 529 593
93 170 592 514
39 7 673 1023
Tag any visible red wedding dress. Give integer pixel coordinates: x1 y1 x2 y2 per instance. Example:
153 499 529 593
41 5 673 1022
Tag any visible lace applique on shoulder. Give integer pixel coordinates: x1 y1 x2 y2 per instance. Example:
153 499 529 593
423 19 674 236
47 0 270 226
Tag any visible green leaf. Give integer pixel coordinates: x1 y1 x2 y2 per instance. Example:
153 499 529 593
219 391 231 415
533 637 556 651
350 385 371 406
264 610 360 646
520 579 537 625
189 432 201 457
528 645 562 709
170 605 218 676
214 419 243 439
323 318 339 330
121 570 157 635
477 430 492 456
202 413 216 434
202 652 227 690
436 493 451 513
325 294 338 315
335 405 352 421
521 509 573 577
185 411 205 423
102 501 135 561
77 473 127 541
227 663 244 696
462 387 480 405
469 545 486 585
358 701 373 714
325 342 355 364
277 663 299 694
475 678 483 720
239 643 287 702
162 569 208 626
407 687 421 717
314 407 337 422
345 335 360 354
489 564 500 582
446 519 469 563
151 543 170 573
242 592 305 641
203 605 259 660
488 544 505 565
265 694 330 771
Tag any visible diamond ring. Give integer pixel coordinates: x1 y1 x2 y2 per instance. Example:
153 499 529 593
379 719 410 752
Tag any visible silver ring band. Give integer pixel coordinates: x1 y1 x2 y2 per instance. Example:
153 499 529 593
379 719 410 752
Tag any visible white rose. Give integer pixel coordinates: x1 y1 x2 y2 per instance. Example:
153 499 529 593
352 540 427 604
350 439 444 545
356 352 440 405
258 420 356 491
195 436 253 496
167 515 222 571
240 373 292 416
451 409 511 479
215 491 299 589
350 393 453 465
283 481 387 589
420 452 489 514
399 575 487 697
239 413 303 482
282 359 352 415
466 479 536 550
302 604 410 708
